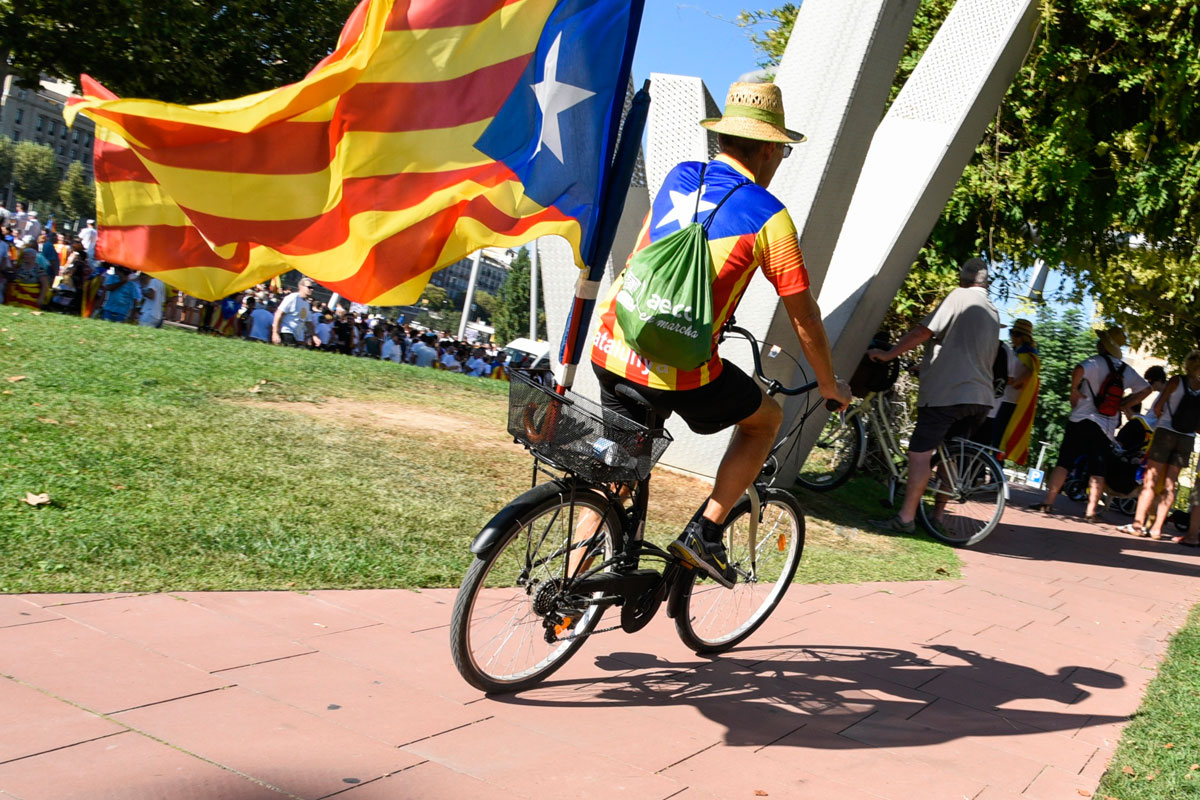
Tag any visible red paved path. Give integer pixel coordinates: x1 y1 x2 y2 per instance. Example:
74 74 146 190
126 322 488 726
3 493 1199 799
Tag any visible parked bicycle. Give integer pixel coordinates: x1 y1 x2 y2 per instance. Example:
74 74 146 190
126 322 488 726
449 325 832 693
796 384 1008 547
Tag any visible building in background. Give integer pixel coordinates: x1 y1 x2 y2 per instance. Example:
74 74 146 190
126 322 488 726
0 75 96 209
428 246 514 304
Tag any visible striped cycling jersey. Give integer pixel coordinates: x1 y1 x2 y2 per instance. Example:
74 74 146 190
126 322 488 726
590 154 809 390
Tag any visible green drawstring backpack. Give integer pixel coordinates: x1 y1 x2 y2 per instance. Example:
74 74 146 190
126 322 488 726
615 164 751 370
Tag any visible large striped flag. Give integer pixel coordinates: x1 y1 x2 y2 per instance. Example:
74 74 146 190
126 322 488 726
64 0 645 304
1000 346 1041 466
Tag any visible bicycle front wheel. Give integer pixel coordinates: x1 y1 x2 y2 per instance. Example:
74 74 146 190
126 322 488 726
795 409 863 492
674 488 805 653
450 483 617 694
918 439 1006 547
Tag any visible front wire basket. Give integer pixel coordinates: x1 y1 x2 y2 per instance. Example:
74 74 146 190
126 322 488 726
507 371 672 483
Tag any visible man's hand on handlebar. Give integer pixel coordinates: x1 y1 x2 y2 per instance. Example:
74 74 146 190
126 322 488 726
822 378 852 412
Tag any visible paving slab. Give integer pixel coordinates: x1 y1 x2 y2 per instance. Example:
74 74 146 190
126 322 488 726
1 489 1199 799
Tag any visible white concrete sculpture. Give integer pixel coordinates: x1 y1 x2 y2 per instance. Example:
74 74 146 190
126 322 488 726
779 0 1041 481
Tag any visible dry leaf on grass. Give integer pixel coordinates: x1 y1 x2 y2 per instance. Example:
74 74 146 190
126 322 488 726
36 417 58 425
1191 764 1199 771
30 310 42 316
1077 790 1092 797
6 375 25 382
248 386 262 393
1165 743 1175 749
22 492 50 507
1122 766 1136 776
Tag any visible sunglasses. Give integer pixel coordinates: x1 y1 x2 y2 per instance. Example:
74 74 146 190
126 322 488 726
782 144 793 158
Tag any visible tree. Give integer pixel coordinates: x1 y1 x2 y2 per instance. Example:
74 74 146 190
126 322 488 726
0 0 358 105
12 141 58 204
472 290 498 324
418 284 451 312
493 247 545 345
1027 305 1099 461
58 161 95 220
0 135 14 189
742 1 1200 358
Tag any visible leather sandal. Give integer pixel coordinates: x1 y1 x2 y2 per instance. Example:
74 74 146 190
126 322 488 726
1117 523 1148 537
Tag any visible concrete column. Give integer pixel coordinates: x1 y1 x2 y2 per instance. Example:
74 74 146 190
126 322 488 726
457 251 482 341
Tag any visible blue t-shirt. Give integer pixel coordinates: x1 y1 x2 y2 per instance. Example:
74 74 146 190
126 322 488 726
101 275 143 320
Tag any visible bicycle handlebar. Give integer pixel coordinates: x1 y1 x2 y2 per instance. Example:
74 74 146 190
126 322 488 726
726 324 838 410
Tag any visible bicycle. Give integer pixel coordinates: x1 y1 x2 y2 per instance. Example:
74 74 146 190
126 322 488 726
449 325 831 693
796 386 1008 547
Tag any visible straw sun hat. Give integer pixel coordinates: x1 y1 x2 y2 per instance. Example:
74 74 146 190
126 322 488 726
1096 325 1128 357
700 82 805 144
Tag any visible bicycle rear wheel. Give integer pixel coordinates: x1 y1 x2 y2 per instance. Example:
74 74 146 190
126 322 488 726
795 410 863 492
674 488 805 653
917 439 1006 547
450 484 617 693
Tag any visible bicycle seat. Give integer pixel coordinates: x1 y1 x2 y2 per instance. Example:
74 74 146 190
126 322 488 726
614 383 655 410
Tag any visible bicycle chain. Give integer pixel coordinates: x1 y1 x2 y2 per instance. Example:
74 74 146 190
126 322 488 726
557 623 623 642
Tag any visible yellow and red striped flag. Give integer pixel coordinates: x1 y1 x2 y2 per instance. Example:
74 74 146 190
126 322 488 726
64 0 644 304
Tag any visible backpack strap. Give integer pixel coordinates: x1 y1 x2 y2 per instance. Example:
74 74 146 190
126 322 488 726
700 178 753 233
690 163 708 223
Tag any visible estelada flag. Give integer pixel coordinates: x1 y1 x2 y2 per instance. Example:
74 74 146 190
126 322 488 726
64 0 645 304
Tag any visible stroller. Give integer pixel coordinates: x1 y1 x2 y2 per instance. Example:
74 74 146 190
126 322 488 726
1062 416 1151 515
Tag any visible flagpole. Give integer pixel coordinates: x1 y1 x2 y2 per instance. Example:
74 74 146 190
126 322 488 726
458 250 482 340
555 78 652 390
529 241 539 341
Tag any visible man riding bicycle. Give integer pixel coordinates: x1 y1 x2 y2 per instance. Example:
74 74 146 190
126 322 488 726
590 81 851 588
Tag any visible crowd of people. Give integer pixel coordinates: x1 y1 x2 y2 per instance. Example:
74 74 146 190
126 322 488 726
0 212 524 378
861 256 1199 547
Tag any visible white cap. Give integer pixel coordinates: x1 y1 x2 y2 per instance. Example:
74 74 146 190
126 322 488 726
86 219 95 224
28 211 37 218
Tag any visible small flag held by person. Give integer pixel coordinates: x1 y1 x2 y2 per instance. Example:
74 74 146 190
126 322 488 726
65 0 645 304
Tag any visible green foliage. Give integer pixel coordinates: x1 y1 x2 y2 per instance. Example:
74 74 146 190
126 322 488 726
58 161 95 220
493 246 545 345
1096 603 1200 799
11 140 58 204
743 0 1200 358
418 284 450 312
1029 305 1098 457
472 290 497 324
0 0 358 105
736 4 798 69
0 135 14 188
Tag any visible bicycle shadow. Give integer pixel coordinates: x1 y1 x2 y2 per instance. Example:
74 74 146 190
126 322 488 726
492 642 1125 750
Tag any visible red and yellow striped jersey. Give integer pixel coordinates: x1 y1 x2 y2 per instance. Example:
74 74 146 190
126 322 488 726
591 154 809 390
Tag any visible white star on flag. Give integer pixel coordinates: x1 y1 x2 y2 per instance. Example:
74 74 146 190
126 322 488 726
656 188 716 230
532 32 595 162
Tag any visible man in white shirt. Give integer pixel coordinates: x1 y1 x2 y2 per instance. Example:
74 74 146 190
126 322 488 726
410 334 438 367
313 314 334 349
22 210 42 241
1033 326 1151 521
465 347 490 377
272 278 315 347
137 272 166 327
79 220 99 259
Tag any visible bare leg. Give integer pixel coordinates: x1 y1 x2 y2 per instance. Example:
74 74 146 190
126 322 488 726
1042 465 1069 506
1086 475 1104 518
700 389 782 526
1148 465 1182 538
1133 462 1163 529
898 449 936 525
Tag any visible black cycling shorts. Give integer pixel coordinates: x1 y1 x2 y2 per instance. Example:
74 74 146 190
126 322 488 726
593 360 763 435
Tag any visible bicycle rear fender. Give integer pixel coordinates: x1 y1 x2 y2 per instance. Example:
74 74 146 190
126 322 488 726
469 479 582 557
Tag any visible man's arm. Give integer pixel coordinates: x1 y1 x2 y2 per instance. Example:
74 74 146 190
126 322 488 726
780 291 851 410
868 325 933 363
271 299 286 345
1124 385 1153 412
1152 376 1179 418
1068 364 1086 408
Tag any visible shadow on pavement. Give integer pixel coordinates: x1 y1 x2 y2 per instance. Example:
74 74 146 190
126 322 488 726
494 642 1125 749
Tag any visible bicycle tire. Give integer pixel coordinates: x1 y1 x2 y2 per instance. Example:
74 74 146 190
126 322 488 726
917 440 1006 547
674 488 805 654
450 483 618 693
795 409 864 492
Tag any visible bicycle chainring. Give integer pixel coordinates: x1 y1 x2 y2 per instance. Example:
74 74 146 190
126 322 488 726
620 583 666 633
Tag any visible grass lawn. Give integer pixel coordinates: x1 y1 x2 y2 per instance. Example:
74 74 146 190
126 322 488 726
1 309 956 592
1097 604 1200 798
